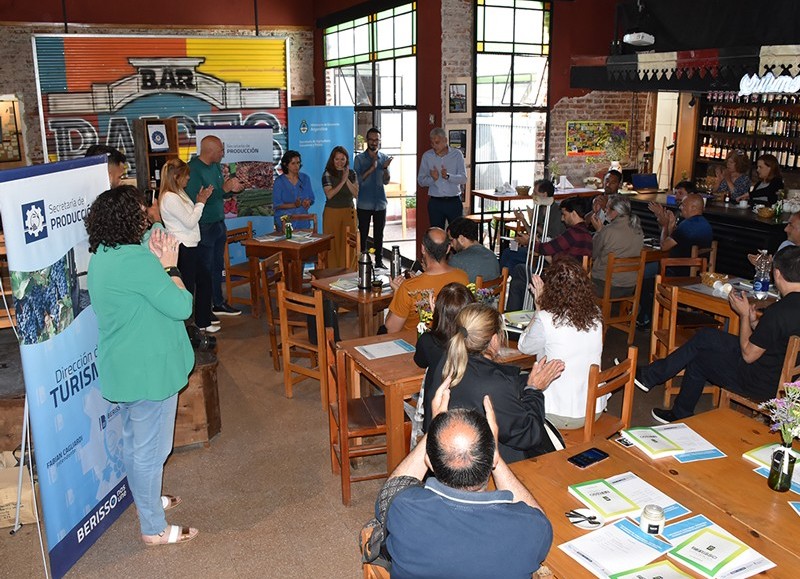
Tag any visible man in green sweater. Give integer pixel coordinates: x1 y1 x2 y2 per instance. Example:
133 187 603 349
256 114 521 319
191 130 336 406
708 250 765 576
186 135 245 316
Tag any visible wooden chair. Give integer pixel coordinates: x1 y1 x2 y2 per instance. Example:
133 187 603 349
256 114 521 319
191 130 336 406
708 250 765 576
719 335 800 412
561 346 638 447
277 281 327 409
580 255 591 273
475 267 509 314
659 257 723 330
258 252 291 371
223 221 254 309
691 240 719 273
651 276 721 407
326 328 394 505
310 225 360 283
597 250 646 346
360 527 391 579
289 213 318 233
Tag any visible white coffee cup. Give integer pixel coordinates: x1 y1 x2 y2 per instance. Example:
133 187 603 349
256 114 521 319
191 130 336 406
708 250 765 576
738 200 749 208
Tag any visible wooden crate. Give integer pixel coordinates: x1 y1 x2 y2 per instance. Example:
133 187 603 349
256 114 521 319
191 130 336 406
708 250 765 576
174 352 221 449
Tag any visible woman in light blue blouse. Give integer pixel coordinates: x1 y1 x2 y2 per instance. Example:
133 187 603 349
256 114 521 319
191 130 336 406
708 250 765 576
273 150 314 231
715 149 752 202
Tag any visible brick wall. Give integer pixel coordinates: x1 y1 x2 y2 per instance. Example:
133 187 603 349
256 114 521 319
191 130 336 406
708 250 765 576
441 0 474 125
0 24 313 164
549 91 653 184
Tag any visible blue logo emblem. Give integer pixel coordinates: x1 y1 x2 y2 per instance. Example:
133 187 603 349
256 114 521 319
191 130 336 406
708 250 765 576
151 130 166 145
22 200 48 243
300 120 309 134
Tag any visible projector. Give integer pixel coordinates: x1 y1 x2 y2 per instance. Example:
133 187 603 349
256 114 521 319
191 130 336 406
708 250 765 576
623 32 655 46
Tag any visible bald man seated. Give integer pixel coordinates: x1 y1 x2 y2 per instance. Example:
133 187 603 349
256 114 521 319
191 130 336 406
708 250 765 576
362 385 552 579
639 192 714 327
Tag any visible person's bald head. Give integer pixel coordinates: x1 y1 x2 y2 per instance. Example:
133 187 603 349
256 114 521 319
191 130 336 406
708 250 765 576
426 408 495 491
199 135 224 164
680 194 705 218
422 227 450 263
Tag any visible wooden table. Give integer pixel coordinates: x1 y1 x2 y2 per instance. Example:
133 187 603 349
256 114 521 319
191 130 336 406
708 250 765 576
242 233 332 316
619 408 800 563
311 271 394 337
338 332 537 472
509 436 800 578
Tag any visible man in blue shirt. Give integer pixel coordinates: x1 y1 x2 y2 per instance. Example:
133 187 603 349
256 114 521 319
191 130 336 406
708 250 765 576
418 127 467 229
362 386 553 579
354 128 393 268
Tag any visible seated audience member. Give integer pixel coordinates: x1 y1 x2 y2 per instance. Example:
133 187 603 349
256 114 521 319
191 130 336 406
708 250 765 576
671 180 696 205
425 303 565 463
639 246 800 423
506 196 592 311
780 211 800 251
604 169 622 195
749 154 784 206
591 195 644 298
384 228 469 333
363 387 552 579
715 149 751 202
85 144 127 187
446 217 500 283
518 257 604 429
415 282 475 372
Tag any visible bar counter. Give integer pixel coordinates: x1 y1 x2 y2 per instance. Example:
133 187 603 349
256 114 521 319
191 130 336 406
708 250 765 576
629 192 790 277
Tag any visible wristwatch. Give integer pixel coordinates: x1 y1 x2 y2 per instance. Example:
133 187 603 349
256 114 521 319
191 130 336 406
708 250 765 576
443 173 450 180
164 266 181 278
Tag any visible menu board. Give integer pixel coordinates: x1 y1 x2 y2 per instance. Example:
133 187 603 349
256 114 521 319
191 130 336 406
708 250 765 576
566 120 628 157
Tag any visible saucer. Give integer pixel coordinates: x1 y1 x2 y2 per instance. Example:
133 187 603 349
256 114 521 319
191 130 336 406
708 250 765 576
566 508 605 530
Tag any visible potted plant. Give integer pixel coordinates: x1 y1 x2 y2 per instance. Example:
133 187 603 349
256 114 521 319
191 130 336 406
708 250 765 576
759 383 800 492
405 196 417 227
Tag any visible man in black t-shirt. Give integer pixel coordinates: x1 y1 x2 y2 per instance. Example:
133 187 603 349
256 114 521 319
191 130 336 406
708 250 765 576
637 246 800 423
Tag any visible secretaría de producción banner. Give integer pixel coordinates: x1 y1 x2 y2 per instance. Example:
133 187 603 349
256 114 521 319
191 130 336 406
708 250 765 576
0 156 133 579
288 106 355 230
195 125 275 261
32 34 289 175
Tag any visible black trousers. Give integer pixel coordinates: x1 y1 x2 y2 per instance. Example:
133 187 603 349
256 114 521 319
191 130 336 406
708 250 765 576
178 244 212 328
357 208 387 260
427 196 463 229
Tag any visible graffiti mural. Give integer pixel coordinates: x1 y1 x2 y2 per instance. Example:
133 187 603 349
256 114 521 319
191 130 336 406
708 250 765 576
33 35 289 173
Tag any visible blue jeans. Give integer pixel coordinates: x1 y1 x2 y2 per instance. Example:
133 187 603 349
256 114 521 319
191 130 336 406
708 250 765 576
427 196 462 229
640 328 748 418
199 221 226 307
119 394 178 535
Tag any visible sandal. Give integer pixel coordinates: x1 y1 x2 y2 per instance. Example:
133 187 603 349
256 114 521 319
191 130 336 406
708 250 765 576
161 495 182 511
142 525 198 546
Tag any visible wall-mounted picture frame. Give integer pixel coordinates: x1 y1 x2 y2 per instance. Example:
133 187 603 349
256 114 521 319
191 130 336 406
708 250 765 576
447 77 471 119
448 123 472 166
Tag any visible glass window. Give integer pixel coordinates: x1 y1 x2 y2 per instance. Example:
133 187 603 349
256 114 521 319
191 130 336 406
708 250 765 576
325 3 417 246
473 1 551 197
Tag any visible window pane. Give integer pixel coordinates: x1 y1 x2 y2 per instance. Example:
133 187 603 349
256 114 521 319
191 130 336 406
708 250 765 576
514 9 543 45
325 32 339 62
475 112 512 163
483 7 514 44
354 63 373 106
376 17 394 53
328 67 356 106
511 111 547 163
512 55 548 106
376 60 395 106
475 161 510 191
395 57 416 106
356 111 374 151
338 27 355 60
354 22 370 57
476 54 512 107
394 12 414 49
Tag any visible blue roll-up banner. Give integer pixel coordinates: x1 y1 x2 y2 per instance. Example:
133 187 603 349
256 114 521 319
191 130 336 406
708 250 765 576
195 125 275 265
0 156 133 579
288 106 355 231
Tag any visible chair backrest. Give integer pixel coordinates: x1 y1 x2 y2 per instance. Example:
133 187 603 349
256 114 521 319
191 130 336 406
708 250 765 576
258 252 285 323
601 251 646 304
325 327 339 410
290 213 319 233
581 346 638 442
345 226 361 271
659 257 707 282
581 255 591 273
224 221 253 267
650 275 679 350
475 267 509 314
779 335 800 390
632 173 658 189
691 240 718 273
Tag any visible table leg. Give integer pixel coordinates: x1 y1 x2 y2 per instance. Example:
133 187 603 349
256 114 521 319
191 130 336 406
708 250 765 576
249 256 260 318
358 301 372 337
385 385 407 472
479 196 486 244
289 258 303 293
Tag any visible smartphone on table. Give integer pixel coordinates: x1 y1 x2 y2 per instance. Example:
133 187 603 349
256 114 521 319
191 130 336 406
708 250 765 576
567 447 610 469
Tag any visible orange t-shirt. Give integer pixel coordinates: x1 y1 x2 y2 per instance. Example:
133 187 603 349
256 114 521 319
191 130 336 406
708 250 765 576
388 268 470 331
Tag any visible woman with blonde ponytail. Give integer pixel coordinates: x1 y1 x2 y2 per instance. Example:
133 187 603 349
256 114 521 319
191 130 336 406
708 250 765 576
159 159 215 333
424 303 566 463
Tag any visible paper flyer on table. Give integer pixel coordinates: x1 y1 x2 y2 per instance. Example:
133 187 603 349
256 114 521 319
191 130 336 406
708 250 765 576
742 443 800 468
559 518 672 578
752 466 800 494
607 472 690 521
355 339 415 360
655 423 726 462
662 514 714 542
621 427 683 458
568 478 640 520
790 501 800 517
609 560 693 579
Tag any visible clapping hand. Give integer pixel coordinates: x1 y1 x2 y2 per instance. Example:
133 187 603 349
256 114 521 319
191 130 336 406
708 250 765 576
197 185 213 204
340 166 350 185
429 166 440 181
590 213 604 231
431 376 452 418
301 198 312 209
148 228 180 268
483 395 501 466
226 176 245 193
440 165 449 180
529 275 544 309
527 356 565 392
383 156 394 169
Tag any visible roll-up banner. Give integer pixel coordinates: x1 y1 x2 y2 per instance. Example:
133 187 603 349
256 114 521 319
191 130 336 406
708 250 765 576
0 156 132 578
288 106 355 231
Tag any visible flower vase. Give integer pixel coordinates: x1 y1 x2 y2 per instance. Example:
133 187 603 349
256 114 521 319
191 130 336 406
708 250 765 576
284 222 293 239
767 441 796 492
